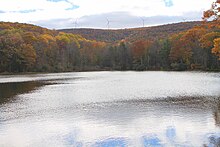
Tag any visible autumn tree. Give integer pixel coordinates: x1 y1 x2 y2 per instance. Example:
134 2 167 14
101 45 117 68
18 44 36 70
0 29 37 72
202 0 220 61
117 41 132 70
159 39 171 69
212 38 220 59
203 0 220 21
131 40 152 70
169 33 193 70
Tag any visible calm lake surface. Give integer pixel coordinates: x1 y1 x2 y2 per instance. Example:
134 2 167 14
0 71 220 147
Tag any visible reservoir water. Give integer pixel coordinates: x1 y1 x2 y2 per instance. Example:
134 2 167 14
0 71 220 147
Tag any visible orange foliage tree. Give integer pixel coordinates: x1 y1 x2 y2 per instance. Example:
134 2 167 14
203 0 220 21
169 33 193 65
203 0 220 60
131 40 152 66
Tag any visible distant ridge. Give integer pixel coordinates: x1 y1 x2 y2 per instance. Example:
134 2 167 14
59 21 202 43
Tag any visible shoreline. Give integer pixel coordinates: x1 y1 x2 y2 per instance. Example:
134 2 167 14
0 69 220 75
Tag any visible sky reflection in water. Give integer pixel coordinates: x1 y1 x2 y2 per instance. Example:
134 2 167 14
0 71 220 147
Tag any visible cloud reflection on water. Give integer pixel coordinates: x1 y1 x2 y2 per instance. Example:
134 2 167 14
0 72 220 146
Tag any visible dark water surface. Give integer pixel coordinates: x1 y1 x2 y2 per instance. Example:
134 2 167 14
0 71 220 147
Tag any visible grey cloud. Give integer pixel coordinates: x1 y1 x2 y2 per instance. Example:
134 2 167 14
0 10 5 13
33 11 203 29
31 18 74 29
182 11 203 20
47 0 68 2
11 9 40 13
5 9 43 14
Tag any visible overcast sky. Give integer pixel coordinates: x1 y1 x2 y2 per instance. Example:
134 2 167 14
0 0 213 29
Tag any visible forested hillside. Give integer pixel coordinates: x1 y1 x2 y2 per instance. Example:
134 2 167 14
0 20 219 73
0 22 107 72
60 21 202 43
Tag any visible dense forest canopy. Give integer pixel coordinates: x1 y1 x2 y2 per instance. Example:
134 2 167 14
0 20 219 73
60 21 202 43
0 0 219 73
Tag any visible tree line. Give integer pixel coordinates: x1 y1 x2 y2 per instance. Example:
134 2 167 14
0 21 219 73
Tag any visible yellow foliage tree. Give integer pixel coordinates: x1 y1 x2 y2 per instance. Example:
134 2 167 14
212 38 220 59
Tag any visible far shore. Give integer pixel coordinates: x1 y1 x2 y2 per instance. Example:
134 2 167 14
1 69 220 76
